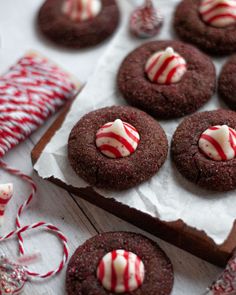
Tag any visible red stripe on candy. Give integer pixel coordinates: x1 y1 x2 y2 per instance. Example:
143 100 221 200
99 144 122 158
87 0 93 18
208 13 236 23
230 128 236 138
200 134 227 160
0 197 11 205
229 130 236 157
165 64 186 84
111 251 118 291
96 132 135 153
153 56 176 82
209 126 219 131
135 257 142 286
123 122 137 132
202 3 235 16
124 125 139 143
98 260 105 282
146 54 161 73
123 251 130 292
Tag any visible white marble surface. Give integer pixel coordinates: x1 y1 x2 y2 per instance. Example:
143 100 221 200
0 0 222 294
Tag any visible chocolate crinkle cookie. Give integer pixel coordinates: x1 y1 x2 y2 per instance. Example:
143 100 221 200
171 109 236 191
66 232 174 295
37 0 120 49
117 40 216 119
174 0 236 55
68 106 168 190
219 55 236 110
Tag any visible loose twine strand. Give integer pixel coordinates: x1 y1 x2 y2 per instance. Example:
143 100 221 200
0 160 69 279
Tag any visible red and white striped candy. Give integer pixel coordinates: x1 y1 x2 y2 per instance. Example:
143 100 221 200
96 119 140 159
97 249 145 293
0 183 13 226
199 125 236 161
130 0 163 38
199 0 236 28
62 0 101 22
145 47 187 85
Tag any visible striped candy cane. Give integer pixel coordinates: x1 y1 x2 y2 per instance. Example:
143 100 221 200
0 160 69 279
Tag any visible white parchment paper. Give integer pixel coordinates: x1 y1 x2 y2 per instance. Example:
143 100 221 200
34 0 235 245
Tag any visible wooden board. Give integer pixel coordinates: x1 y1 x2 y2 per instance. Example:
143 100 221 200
31 104 236 268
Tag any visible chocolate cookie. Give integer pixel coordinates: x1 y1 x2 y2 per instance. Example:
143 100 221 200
68 106 168 190
171 109 236 191
174 0 236 55
66 232 174 295
37 0 120 49
219 55 236 110
117 40 216 119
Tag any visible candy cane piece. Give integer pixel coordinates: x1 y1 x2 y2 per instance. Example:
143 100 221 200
0 183 13 226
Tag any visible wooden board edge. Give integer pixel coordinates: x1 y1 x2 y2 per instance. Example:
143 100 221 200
31 106 236 267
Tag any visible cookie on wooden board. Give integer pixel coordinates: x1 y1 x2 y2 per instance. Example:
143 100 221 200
68 106 168 190
117 40 216 119
171 110 236 191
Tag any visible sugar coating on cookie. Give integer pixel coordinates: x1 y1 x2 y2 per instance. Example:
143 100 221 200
199 0 236 28
97 249 145 293
96 119 140 159
62 0 101 22
199 125 236 161
145 47 187 84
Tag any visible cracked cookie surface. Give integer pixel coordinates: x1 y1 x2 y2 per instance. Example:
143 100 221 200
68 106 168 190
171 110 236 191
117 40 216 119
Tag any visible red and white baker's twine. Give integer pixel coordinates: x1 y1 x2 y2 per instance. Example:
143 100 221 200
0 161 69 279
0 54 76 159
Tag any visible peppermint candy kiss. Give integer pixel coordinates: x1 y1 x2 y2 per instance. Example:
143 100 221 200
199 0 236 28
62 0 101 22
97 250 145 293
0 183 13 227
130 0 163 38
96 119 140 159
199 125 236 161
145 47 187 85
